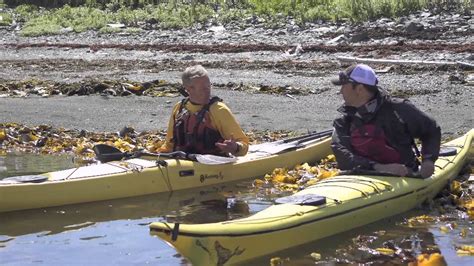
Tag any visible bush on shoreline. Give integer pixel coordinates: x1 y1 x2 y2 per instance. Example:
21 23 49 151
0 0 472 36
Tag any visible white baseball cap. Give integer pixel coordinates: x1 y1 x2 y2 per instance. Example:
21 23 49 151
331 64 379 86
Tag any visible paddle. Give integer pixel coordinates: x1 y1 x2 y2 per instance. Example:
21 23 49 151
249 129 333 154
93 144 237 165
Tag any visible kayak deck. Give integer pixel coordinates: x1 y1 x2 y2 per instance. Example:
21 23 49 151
149 129 474 265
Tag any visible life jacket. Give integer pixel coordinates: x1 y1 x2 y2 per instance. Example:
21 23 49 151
172 96 224 155
350 123 402 164
349 98 421 166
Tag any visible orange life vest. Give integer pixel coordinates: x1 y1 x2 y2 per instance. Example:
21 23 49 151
173 97 224 155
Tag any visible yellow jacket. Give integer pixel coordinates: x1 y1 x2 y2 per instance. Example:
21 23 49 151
160 100 249 156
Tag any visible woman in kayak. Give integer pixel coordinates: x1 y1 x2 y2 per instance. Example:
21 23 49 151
330 64 441 178
159 65 249 156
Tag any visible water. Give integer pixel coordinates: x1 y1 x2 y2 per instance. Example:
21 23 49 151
0 154 472 265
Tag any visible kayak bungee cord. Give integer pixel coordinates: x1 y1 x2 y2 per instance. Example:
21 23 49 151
314 178 393 193
156 160 173 192
220 200 342 225
220 180 392 225
64 166 80 180
217 184 395 226
306 184 372 197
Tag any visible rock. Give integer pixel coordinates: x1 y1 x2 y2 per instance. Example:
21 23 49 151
420 12 432 18
314 26 334 34
146 18 158 25
181 55 194 60
326 34 347 45
466 74 474 86
12 90 27 97
19 133 33 143
286 24 300 32
406 22 424 32
208 25 225 33
335 26 345 33
284 44 304 57
120 89 132 96
448 73 464 83
350 31 369 42
274 30 286 36
102 88 117 96
107 23 125 29
35 137 47 147
119 126 135 137
60 27 73 34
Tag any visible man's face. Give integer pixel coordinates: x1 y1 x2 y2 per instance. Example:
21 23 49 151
340 83 359 107
186 76 211 105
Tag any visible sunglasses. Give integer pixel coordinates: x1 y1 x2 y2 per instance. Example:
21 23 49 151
338 71 357 84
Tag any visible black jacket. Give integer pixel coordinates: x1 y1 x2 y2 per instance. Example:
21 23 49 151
331 90 441 170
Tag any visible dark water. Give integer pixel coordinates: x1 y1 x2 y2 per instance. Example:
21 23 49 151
0 154 472 265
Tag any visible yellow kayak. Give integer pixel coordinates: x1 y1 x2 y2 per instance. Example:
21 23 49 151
0 131 332 213
150 129 474 265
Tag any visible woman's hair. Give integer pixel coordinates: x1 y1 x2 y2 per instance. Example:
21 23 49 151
182 65 208 87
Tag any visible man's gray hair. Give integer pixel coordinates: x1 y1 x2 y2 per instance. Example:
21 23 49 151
182 65 208 87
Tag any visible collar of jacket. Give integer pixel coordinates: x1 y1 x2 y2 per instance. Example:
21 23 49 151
337 88 390 122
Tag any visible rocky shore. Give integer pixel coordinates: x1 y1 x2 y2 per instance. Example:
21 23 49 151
0 9 472 137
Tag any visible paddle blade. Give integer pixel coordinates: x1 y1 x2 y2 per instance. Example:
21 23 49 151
195 154 238 165
93 144 129 163
93 144 123 156
95 152 127 163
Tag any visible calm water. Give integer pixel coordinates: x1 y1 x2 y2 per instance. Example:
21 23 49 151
0 154 472 265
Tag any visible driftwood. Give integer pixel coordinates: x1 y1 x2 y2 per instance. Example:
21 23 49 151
336 56 474 69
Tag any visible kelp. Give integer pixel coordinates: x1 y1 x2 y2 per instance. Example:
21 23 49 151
0 122 298 163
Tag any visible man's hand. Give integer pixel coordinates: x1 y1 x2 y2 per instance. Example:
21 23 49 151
215 139 239 155
373 163 410 177
419 160 435 178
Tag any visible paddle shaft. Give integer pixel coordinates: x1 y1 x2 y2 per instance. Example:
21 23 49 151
288 129 333 145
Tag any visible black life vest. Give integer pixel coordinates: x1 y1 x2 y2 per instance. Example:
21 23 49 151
172 96 224 155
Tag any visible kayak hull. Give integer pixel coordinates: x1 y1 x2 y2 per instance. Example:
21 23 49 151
150 129 474 265
0 136 332 213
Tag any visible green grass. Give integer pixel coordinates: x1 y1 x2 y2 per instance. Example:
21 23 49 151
0 12 12 26
2 0 472 36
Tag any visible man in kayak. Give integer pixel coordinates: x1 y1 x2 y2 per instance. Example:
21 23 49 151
159 65 249 156
330 64 441 178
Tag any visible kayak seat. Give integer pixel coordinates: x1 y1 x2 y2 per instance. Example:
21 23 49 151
1 175 48 183
275 194 327 206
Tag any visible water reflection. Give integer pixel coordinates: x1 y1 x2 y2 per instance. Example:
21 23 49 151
246 211 441 265
0 184 251 237
0 153 76 179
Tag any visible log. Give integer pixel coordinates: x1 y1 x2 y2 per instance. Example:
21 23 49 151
336 56 473 69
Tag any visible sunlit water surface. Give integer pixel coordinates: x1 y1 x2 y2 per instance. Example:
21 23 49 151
0 154 472 265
